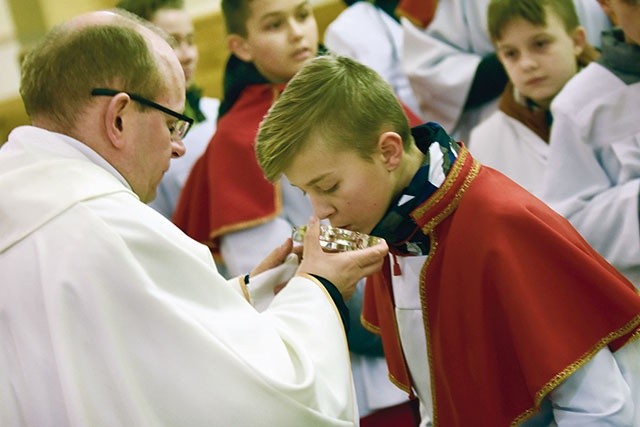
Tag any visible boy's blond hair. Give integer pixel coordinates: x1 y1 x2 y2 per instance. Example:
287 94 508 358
256 55 412 182
488 0 581 42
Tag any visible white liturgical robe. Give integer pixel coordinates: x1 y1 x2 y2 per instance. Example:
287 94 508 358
0 126 357 427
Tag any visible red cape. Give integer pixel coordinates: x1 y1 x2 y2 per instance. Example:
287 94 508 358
363 145 640 426
397 0 439 29
173 84 283 250
173 82 423 251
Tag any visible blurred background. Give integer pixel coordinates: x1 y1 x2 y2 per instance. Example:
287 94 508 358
0 0 344 142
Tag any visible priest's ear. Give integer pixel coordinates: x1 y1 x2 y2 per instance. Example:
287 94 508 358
103 92 134 149
227 34 253 63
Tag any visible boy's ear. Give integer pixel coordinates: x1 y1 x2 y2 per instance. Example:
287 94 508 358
227 34 253 62
571 26 587 56
378 131 404 172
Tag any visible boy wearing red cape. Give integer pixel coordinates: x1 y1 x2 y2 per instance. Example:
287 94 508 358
255 54 640 427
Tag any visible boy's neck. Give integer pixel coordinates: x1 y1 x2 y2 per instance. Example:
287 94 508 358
398 147 425 191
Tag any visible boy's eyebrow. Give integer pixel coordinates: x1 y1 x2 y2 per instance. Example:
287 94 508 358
304 172 331 188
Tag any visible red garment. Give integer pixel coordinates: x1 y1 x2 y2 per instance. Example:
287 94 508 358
173 82 422 250
360 398 419 427
396 0 438 29
363 145 640 426
173 84 284 249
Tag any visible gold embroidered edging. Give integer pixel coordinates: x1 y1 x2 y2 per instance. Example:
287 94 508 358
237 275 251 302
421 232 439 426
512 314 640 426
209 181 283 240
360 315 380 334
388 372 413 395
412 146 470 222
361 311 413 396
423 159 480 236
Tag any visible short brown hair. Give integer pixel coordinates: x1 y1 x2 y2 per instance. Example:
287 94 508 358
488 0 580 42
20 14 166 130
116 0 185 21
256 55 411 182
221 0 253 36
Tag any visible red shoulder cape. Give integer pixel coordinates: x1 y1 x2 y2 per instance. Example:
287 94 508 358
173 84 283 249
363 146 640 426
397 0 439 29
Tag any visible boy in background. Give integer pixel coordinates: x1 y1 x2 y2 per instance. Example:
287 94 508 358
173 0 320 276
469 0 598 197
400 0 610 143
540 0 640 289
117 0 220 219
256 54 640 426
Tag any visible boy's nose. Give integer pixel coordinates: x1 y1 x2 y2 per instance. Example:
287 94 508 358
177 43 197 64
310 197 335 220
288 18 304 37
519 53 538 70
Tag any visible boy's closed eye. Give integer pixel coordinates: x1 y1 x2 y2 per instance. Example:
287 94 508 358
319 183 339 194
297 182 339 196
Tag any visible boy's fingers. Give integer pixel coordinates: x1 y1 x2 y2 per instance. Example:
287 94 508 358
354 241 389 267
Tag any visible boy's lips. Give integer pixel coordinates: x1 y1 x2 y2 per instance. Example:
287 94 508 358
292 47 312 61
525 76 546 86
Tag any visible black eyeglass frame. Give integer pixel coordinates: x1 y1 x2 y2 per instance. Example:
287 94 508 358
91 88 194 139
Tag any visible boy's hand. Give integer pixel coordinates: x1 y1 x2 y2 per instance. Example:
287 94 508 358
296 217 389 300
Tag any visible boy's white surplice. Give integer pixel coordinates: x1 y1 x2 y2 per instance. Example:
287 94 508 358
0 126 357 427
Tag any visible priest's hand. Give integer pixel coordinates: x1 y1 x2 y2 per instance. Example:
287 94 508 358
249 238 302 278
296 217 388 300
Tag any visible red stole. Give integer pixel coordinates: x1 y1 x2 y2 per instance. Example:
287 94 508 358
498 82 551 143
396 0 439 29
363 146 640 425
403 103 422 127
173 84 284 250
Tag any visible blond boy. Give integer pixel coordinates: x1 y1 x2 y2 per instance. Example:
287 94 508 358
256 54 640 426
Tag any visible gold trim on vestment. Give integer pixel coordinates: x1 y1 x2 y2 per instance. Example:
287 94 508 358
421 232 439 426
511 315 640 426
415 149 480 427
237 275 251 302
208 181 283 241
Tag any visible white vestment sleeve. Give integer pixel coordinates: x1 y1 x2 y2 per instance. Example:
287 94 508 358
220 217 295 277
549 346 636 426
542 66 640 285
400 1 493 132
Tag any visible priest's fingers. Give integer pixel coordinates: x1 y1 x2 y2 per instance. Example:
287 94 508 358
250 238 294 277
